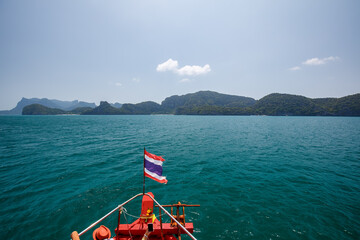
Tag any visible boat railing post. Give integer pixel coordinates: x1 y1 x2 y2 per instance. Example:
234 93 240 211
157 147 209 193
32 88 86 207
117 207 122 232
159 207 164 240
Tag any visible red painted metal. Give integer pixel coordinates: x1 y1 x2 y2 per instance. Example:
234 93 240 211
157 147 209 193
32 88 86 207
113 193 195 240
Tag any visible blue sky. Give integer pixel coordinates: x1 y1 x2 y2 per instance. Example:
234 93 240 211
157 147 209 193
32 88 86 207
0 0 359 109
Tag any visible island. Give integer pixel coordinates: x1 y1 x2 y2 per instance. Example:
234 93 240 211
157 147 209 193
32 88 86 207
18 91 360 116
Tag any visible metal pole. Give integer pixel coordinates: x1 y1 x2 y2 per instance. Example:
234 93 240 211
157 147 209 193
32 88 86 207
143 147 145 194
159 207 164 240
117 207 122 232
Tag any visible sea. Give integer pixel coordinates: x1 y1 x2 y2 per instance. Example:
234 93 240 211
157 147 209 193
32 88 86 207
0 115 359 240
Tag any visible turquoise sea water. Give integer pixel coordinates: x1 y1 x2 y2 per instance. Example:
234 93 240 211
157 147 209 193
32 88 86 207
0 115 359 240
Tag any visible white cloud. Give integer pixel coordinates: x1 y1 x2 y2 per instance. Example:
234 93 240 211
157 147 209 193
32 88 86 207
115 82 122 87
289 66 301 71
156 58 179 72
132 77 140 82
302 56 340 66
156 58 211 76
177 64 211 76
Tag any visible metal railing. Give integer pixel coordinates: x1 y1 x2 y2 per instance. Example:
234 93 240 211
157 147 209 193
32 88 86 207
71 193 197 240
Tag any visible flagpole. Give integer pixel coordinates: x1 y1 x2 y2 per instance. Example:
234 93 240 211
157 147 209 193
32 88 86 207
143 147 145 195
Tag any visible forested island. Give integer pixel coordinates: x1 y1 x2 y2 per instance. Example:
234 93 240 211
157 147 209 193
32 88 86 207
18 91 360 116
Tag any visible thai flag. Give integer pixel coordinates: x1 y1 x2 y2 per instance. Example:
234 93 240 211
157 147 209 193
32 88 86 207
144 149 168 184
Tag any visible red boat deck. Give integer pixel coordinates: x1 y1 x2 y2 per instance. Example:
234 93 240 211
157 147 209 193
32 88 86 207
114 192 194 240
70 192 199 240
115 220 194 240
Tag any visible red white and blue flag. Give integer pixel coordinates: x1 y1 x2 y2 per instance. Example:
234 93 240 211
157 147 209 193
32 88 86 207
144 149 168 184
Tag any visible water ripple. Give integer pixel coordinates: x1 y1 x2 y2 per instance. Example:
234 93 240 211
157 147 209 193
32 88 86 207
0 116 359 239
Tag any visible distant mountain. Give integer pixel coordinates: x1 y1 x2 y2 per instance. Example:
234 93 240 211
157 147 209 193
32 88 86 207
68 107 94 114
82 101 122 115
110 102 123 108
121 101 162 114
0 98 96 115
22 104 94 115
168 92 360 116
161 91 256 113
1 98 60 115
62 101 96 111
22 104 66 115
17 91 360 116
313 93 360 116
253 93 360 116
82 101 161 115
253 93 325 116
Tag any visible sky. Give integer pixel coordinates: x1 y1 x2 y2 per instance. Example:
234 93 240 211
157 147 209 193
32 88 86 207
0 0 359 110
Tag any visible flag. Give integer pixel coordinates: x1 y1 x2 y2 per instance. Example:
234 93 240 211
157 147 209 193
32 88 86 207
144 149 168 184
